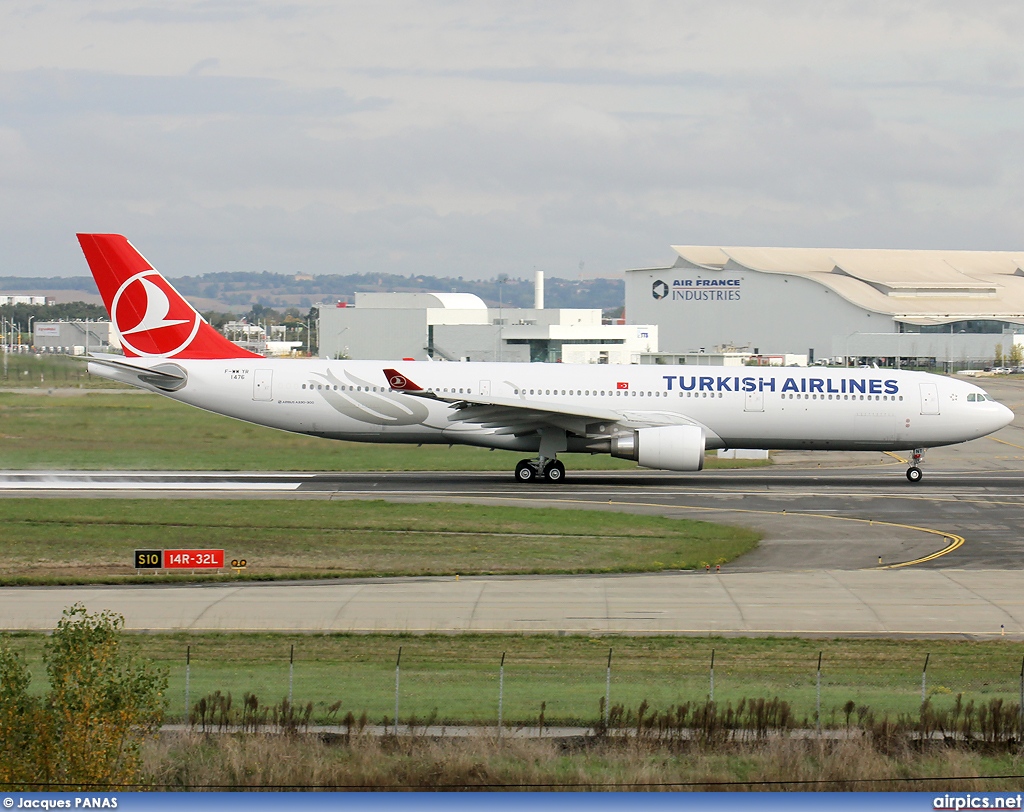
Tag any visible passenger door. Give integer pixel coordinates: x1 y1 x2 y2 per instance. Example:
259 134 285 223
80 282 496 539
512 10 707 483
253 369 273 401
919 383 939 415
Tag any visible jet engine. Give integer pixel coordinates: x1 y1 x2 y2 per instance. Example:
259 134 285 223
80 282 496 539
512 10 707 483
610 425 706 471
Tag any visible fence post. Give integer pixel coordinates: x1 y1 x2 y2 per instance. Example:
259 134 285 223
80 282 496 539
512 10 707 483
604 648 613 728
816 651 822 735
498 652 505 738
921 653 930 704
394 646 402 735
184 645 191 722
710 648 715 703
288 644 294 705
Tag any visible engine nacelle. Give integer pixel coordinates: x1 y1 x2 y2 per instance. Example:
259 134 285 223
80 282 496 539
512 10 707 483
610 425 706 472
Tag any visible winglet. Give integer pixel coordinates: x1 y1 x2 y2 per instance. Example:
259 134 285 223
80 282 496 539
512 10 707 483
383 368 423 391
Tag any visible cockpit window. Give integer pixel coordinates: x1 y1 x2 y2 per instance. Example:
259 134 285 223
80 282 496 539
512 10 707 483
969 392 996 402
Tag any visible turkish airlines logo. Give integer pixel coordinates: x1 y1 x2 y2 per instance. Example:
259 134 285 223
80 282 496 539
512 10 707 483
389 374 408 388
111 270 201 357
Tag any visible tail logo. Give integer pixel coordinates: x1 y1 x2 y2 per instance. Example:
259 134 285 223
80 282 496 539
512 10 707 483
111 270 201 357
388 374 408 388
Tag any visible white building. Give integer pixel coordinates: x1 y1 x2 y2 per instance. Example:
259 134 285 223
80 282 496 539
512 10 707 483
317 290 657 364
0 295 53 306
626 246 1024 368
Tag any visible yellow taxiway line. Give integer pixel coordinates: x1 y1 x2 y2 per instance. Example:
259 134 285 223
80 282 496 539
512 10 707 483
501 497 966 571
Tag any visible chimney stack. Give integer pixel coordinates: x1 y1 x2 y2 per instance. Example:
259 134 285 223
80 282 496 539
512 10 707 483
534 270 544 310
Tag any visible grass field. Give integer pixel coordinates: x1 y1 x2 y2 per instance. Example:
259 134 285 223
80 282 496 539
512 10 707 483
0 498 759 584
0 391 769 471
142 734 1022 791
0 352 127 389
4 632 1021 727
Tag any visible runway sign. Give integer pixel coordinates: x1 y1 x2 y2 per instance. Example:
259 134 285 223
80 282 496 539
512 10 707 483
163 549 225 569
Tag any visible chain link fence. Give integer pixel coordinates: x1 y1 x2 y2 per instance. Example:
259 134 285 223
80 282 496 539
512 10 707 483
171 639 1024 741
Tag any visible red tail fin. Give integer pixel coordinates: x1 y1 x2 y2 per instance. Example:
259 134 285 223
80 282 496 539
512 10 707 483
77 234 261 360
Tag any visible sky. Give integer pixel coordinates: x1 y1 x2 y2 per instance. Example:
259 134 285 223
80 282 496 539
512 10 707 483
1 1 1023 279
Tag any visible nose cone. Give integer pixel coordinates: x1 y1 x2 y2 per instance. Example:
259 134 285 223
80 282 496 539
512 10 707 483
996 402 1015 430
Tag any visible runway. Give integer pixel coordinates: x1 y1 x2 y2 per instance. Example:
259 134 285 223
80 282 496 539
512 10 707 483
4 457 1024 571
2 378 1023 637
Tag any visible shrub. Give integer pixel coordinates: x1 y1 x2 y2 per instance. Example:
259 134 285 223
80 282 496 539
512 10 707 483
0 604 167 790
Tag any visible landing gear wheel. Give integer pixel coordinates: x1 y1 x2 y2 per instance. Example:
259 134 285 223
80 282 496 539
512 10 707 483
544 460 566 483
515 459 537 483
906 466 923 483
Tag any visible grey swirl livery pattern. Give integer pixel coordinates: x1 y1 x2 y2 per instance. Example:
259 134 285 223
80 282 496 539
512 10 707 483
309 370 431 425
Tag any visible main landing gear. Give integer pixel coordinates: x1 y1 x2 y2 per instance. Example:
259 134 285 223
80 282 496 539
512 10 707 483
514 458 566 483
906 448 925 483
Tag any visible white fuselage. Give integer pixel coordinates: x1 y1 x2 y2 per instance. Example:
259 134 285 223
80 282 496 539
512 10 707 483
91 358 1013 456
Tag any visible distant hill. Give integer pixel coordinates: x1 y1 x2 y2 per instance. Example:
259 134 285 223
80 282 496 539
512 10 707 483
0 272 624 311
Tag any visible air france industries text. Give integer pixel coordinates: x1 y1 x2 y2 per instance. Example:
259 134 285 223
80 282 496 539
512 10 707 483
662 375 900 395
671 277 741 302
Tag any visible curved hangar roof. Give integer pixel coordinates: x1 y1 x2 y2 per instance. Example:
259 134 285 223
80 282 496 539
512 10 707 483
669 246 1024 326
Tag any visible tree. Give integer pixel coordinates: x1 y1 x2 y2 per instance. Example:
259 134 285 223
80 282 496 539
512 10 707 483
0 644 47 787
0 604 166 790
994 344 1004 366
1009 341 1023 368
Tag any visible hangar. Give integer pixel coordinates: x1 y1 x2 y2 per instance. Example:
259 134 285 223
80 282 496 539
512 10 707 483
625 247 1024 368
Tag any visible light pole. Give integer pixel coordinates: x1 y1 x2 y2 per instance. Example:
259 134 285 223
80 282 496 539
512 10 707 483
497 275 508 362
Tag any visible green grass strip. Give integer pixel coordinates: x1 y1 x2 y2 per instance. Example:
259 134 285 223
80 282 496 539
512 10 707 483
0 498 759 584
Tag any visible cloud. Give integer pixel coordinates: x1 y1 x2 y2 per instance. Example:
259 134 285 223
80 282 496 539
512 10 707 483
0 69 387 118
0 1 1023 279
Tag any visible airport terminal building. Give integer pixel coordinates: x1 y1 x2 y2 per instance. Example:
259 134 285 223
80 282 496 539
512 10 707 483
626 246 1024 368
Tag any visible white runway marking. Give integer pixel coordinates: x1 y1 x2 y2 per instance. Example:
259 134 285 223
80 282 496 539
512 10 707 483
0 472 307 491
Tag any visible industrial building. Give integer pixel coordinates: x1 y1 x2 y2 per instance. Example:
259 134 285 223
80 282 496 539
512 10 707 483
317 273 658 363
626 247 1024 368
33 321 113 353
1 295 53 306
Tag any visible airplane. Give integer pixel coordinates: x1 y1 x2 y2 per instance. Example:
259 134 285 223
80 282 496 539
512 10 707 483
77 233 1014 484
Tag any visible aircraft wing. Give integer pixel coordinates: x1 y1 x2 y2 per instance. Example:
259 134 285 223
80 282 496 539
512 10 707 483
381 367 702 437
